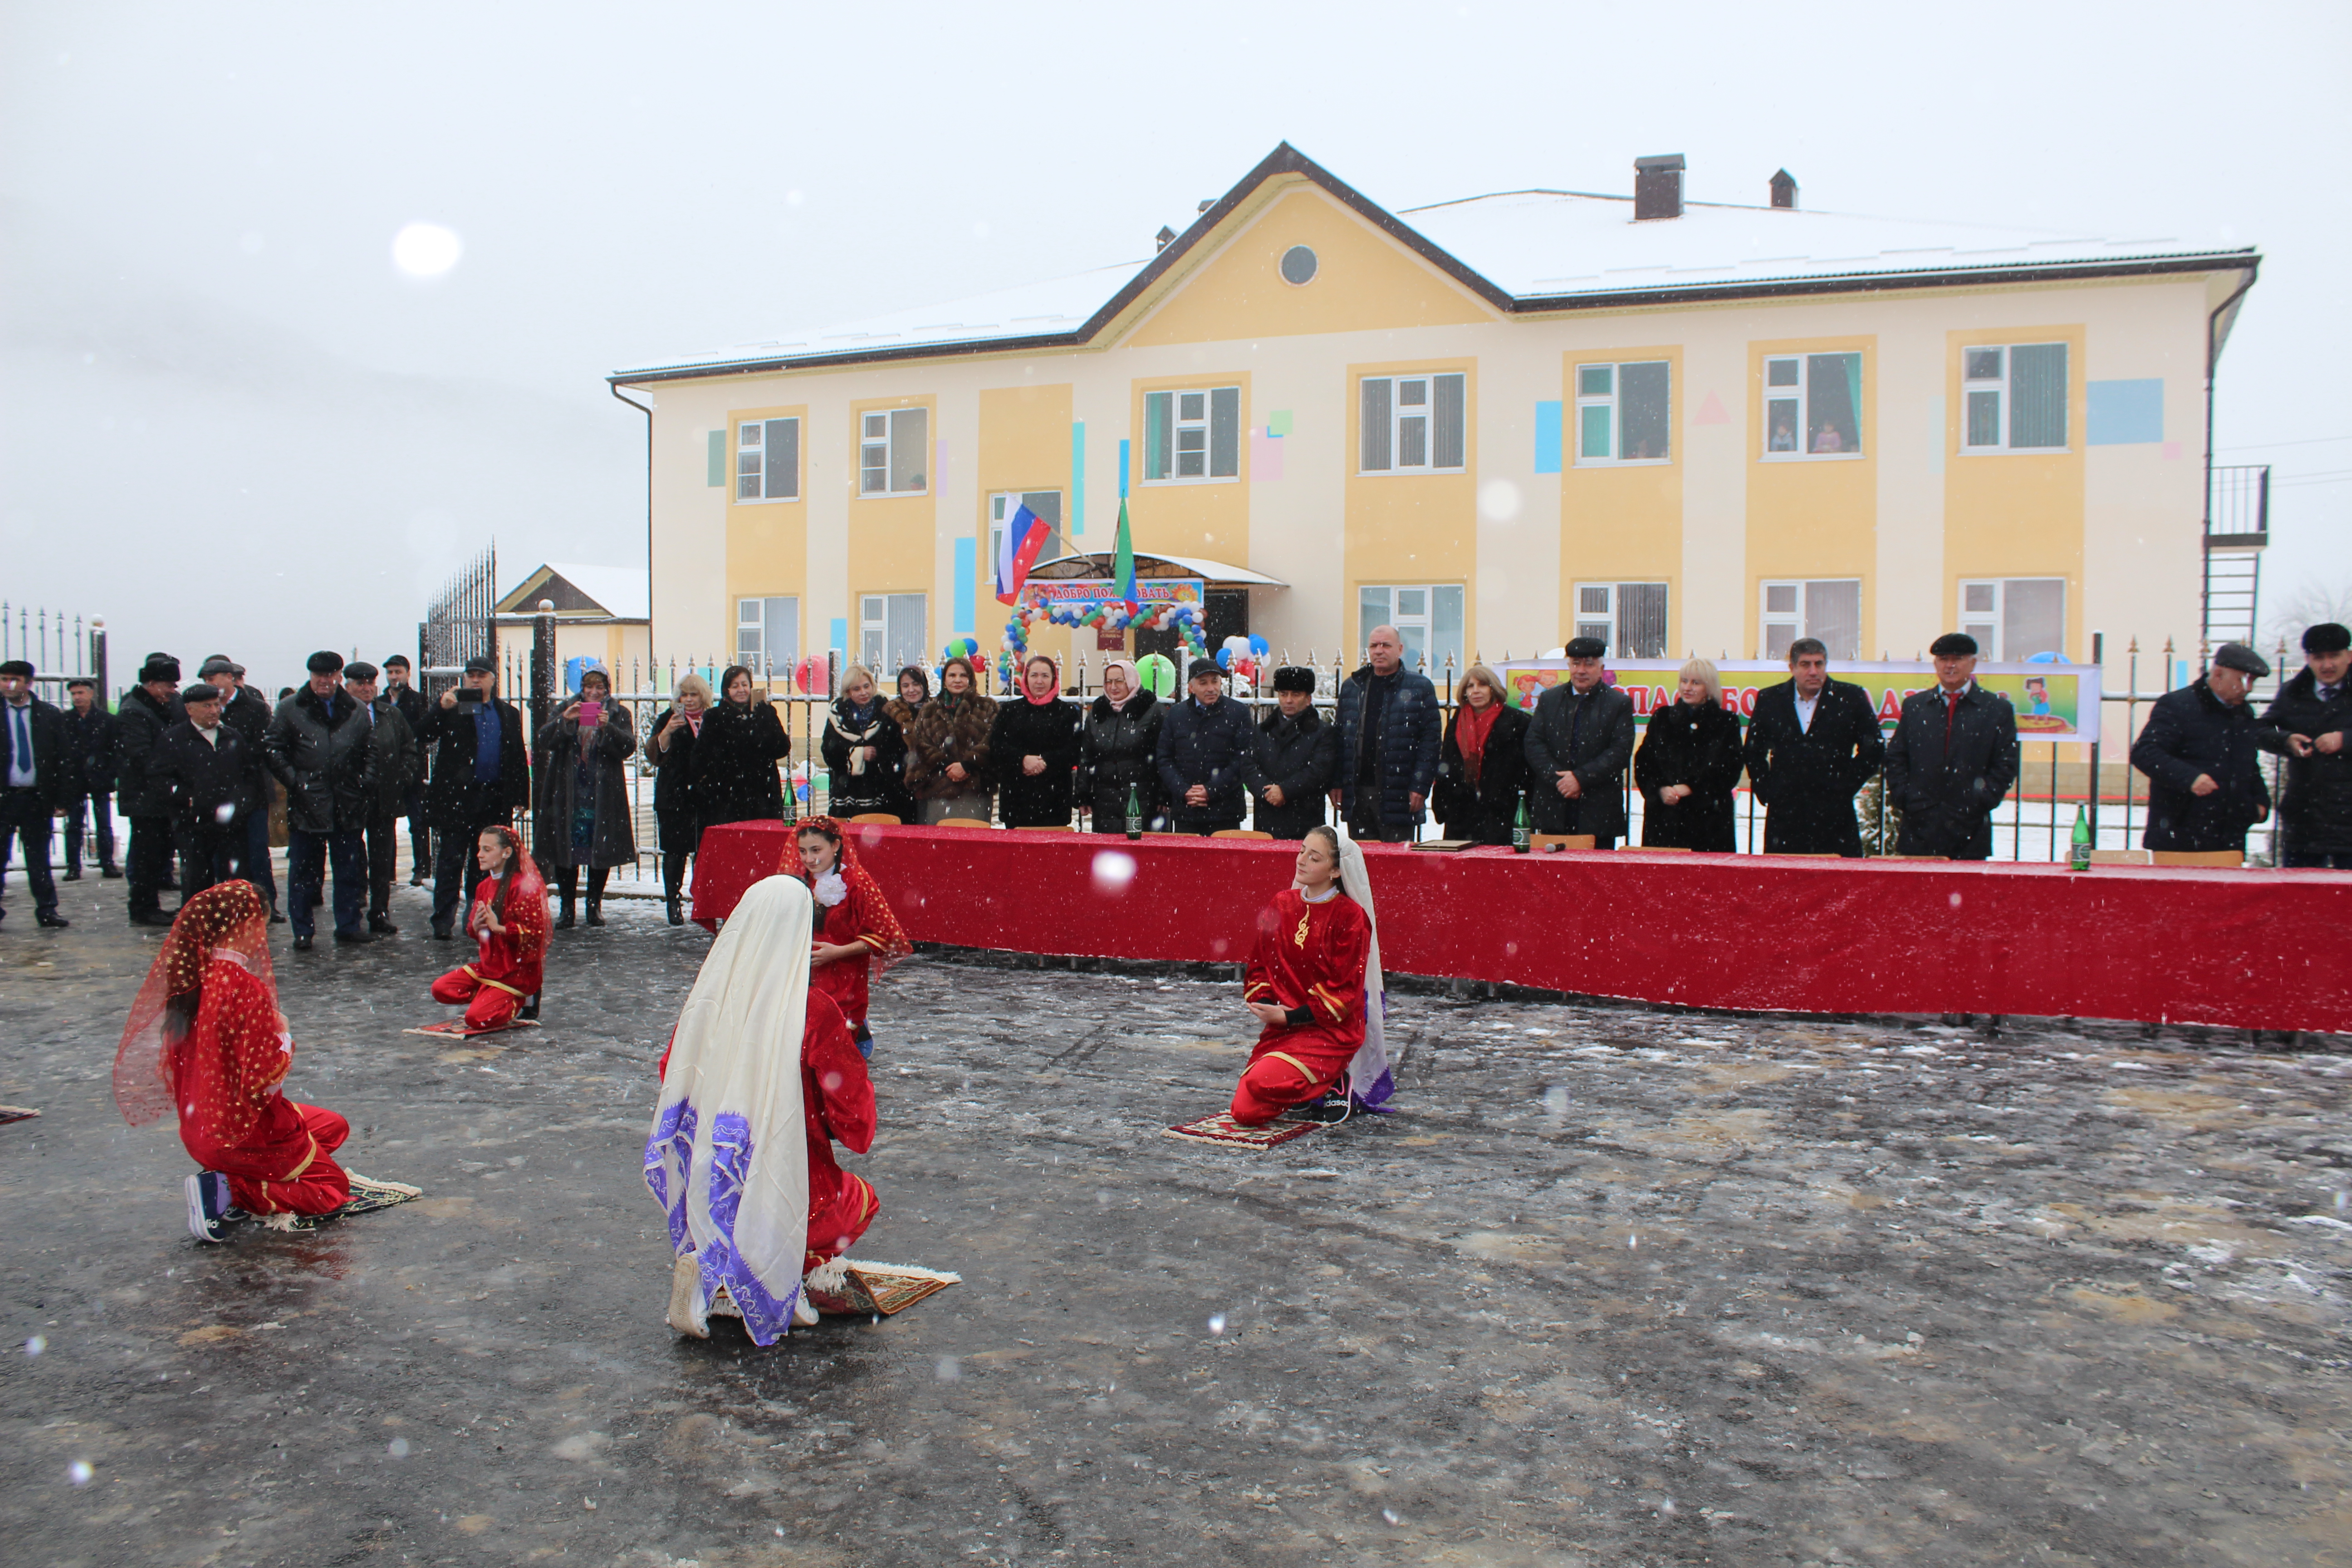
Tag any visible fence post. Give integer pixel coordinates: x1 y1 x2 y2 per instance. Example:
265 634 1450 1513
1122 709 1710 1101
2087 630 2104 848
530 600 557 736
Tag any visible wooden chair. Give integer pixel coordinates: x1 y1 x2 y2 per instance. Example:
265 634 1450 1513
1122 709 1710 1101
2087 848 2152 866
847 813 901 825
936 817 994 830
1211 828 1273 840
1013 824 1073 832
1530 834 1596 852
2151 849 2244 868
1617 844 1691 853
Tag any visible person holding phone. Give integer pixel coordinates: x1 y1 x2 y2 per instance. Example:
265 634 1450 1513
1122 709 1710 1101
417 656 531 940
534 666 637 928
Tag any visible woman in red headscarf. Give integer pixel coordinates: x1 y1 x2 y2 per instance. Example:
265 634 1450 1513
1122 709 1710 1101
115 881 414 1241
785 816 911 1058
429 824 549 1030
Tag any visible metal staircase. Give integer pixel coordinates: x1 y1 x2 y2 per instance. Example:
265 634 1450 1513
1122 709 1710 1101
2203 465 2268 650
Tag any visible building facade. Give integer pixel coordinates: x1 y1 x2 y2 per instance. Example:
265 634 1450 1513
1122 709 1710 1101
613 144 2258 688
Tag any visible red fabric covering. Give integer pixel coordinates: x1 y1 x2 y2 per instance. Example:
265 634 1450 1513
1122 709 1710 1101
802 990 878 1265
116 881 281 1134
431 968 522 1030
1232 887 1371 1123
693 822 2352 1032
180 1098 350 1216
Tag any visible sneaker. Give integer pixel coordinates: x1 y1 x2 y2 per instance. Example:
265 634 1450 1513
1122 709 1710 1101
185 1172 235 1243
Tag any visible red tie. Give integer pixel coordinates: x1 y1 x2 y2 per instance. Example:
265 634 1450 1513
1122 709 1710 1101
1943 690 1960 753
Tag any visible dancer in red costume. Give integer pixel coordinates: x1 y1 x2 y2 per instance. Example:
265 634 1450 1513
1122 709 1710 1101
114 880 417 1241
1231 826 1376 1126
429 825 547 1030
787 816 911 1059
797 987 880 1269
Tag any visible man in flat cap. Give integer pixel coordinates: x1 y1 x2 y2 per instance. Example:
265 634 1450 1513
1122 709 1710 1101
2259 622 2352 867
203 655 281 921
417 654 531 938
380 654 433 883
115 654 185 925
59 676 118 882
153 682 261 897
1332 625 1442 842
1882 633 2019 859
343 661 418 934
263 651 376 949
1521 636 1635 848
1156 658 1263 835
2131 642 2272 857
1253 666 1336 839
0 659 72 928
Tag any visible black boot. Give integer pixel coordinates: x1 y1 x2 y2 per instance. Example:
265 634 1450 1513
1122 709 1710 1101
585 896 604 927
666 895 683 926
555 891 576 930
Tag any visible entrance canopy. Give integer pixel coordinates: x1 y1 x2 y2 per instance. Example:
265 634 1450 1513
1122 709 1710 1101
1026 552 1285 589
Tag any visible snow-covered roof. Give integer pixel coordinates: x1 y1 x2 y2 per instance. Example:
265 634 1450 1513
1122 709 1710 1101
499 561 650 621
612 144 2256 384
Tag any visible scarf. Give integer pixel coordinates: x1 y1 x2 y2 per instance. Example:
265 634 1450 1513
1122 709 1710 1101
1100 661 1141 714
113 880 287 1140
779 816 913 976
1022 657 1062 707
828 700 887 777
1454 697 1500 786
1326 838 1395 1110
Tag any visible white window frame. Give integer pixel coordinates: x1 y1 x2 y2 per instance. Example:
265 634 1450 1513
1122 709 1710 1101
1958 577 2067 661
1760 353 1865 462
1359 372 1468 475
1572 362 1671 466
1757 578 1862 661
1571 581 1671 658
735 595 800 673
858 407 929 497
1358 583 1465 676
735 417 800 501
1960 343 2070 454
989 490 1065 572
1142 387 1241 485
858 593 927 674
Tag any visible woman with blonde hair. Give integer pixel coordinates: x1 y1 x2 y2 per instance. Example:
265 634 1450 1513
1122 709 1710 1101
1434 663 1532 844
1633 657 1744 851
820 664 910 821
646 672 714 925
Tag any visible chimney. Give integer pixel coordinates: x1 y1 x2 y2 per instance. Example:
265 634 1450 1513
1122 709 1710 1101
1770 168 1798 210
1633 154 1685 220
1155 225 1176 251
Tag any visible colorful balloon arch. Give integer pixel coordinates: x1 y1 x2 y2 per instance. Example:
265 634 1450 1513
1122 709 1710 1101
1000 597 1209 683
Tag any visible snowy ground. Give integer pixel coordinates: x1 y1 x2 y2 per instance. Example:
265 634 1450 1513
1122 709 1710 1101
2 865 2347 1566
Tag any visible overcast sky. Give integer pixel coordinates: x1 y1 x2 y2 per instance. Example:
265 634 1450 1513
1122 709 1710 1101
3 0 2345 691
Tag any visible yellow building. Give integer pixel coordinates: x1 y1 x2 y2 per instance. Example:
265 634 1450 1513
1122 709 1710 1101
611 144 2257 688
491 562 653 691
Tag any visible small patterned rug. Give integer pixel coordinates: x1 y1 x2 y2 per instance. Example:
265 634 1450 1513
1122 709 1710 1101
0 1105 39 1126
402 1019 541 1039
806 1261 963 1318
1164 1112 1322 1150
333 1173 424 1218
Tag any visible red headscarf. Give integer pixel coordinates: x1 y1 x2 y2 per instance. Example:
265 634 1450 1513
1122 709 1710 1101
1453 692 1501 785
469 826 550 962
779 815 913 975
114 881 284 1138
1021 654 1063 707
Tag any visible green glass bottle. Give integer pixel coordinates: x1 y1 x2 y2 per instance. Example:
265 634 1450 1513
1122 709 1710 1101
1511 791 1531 853
1126 783 1143 841
2068 803 2091 871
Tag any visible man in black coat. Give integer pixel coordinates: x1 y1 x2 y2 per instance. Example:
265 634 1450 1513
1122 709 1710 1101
382 654 433 884
263 651 377 950
201 656 282 921
1883 633 2019 860
0 659 73 928
1742 637 1886 856
114 655 185 926
416 656 531 939
1520 637 1637 848
1156 659 1263 834
154 683 261 896
2131 642 2272 856
2259 622 2352 868
346 662 419 935
1253 666 1337 839
1330 626 1443 842
59 676 118 880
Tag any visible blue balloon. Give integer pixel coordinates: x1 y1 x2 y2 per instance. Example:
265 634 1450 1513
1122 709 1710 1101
1247 634 1269 657
1216 647 1234 670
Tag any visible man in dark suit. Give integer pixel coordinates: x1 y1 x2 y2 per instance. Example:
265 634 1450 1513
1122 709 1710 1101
2132 642 2272 856
59 676 118 880
114 655 185 925
1743 637 1886 855
1883 632 2019 860
154 682 262 895
0 659 73 928
1521 636 1637 848
2258 622 2352 868
382 654 433 884
416 656 531 939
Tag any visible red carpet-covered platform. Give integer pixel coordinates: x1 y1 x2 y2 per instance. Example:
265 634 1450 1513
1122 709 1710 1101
694 823 2352 1034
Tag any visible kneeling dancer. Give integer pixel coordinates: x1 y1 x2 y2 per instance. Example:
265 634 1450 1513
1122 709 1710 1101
1231 825 1396 1126
647 875 879 1343
430 825 546 1029
114 880 416 1240
790 815 911 1059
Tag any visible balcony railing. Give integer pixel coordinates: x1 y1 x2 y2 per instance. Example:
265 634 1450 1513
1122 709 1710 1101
2206 464 2270 548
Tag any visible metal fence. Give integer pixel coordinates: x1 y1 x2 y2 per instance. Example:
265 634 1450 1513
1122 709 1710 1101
0 603 104 704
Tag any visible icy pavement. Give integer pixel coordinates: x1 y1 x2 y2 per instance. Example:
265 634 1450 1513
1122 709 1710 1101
1 873 2347 1567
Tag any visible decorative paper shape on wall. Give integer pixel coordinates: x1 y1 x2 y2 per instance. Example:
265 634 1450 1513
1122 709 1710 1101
1534 401 1562 474
1252 429 1285 482
1695 391 1730 426
2087 380 2164 446
1266 409 1293 437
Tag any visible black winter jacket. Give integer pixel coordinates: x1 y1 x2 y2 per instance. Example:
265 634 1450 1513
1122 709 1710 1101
1333 666 1443 837
113 686 182 817
1636 699 1746 852
1156 694 1262 827
1079 691 1164 827
363 699 421 819
2131 679 2269 853
61 705 115 797
219 686 271 750
2259 667 2352 854
819 699 910 821
416 695 532 832
990 697 1082 828
646 708 701 829
691 698 790 828
1742 678 1885 855
1435 703 1531 844
1883 683 2019 860
153 720 260 833
1522 681 1637 839
1253 706 1337 840
0 696 74 809
263 686 378 834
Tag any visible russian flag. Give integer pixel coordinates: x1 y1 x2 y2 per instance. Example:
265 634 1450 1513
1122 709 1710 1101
995 502 1051 606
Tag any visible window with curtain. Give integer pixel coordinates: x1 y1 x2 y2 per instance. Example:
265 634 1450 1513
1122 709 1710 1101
1959 578 2065 658
1357 583 1465 674
1142 387 1241 482
736 417 800 500
1762 353 1863 458
1961 343 2068 453
1359 373 1467 473
736 596 800 672
1572 582 1670 657
858 407 929 496
859 594 927 673
1573 362 1671 464
1758 579 1861 659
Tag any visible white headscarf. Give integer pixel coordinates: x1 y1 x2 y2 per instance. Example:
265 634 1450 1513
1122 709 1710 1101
1101 659 1142 714
643 875 813 1344
1316 835 1396 1109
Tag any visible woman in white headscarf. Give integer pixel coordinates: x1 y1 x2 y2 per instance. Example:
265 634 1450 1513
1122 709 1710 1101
1079 658 1164 832
1230 826 1396 1125
645 875 878 1343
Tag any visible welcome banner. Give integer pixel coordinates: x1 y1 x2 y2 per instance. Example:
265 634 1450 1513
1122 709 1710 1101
1022 578 1203 612
1494 659 2104 742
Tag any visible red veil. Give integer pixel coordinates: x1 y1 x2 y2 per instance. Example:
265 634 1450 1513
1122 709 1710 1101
778 815 912 976
113 880 284 1137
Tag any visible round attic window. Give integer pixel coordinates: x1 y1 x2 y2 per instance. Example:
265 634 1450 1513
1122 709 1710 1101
1279 245 1318 286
